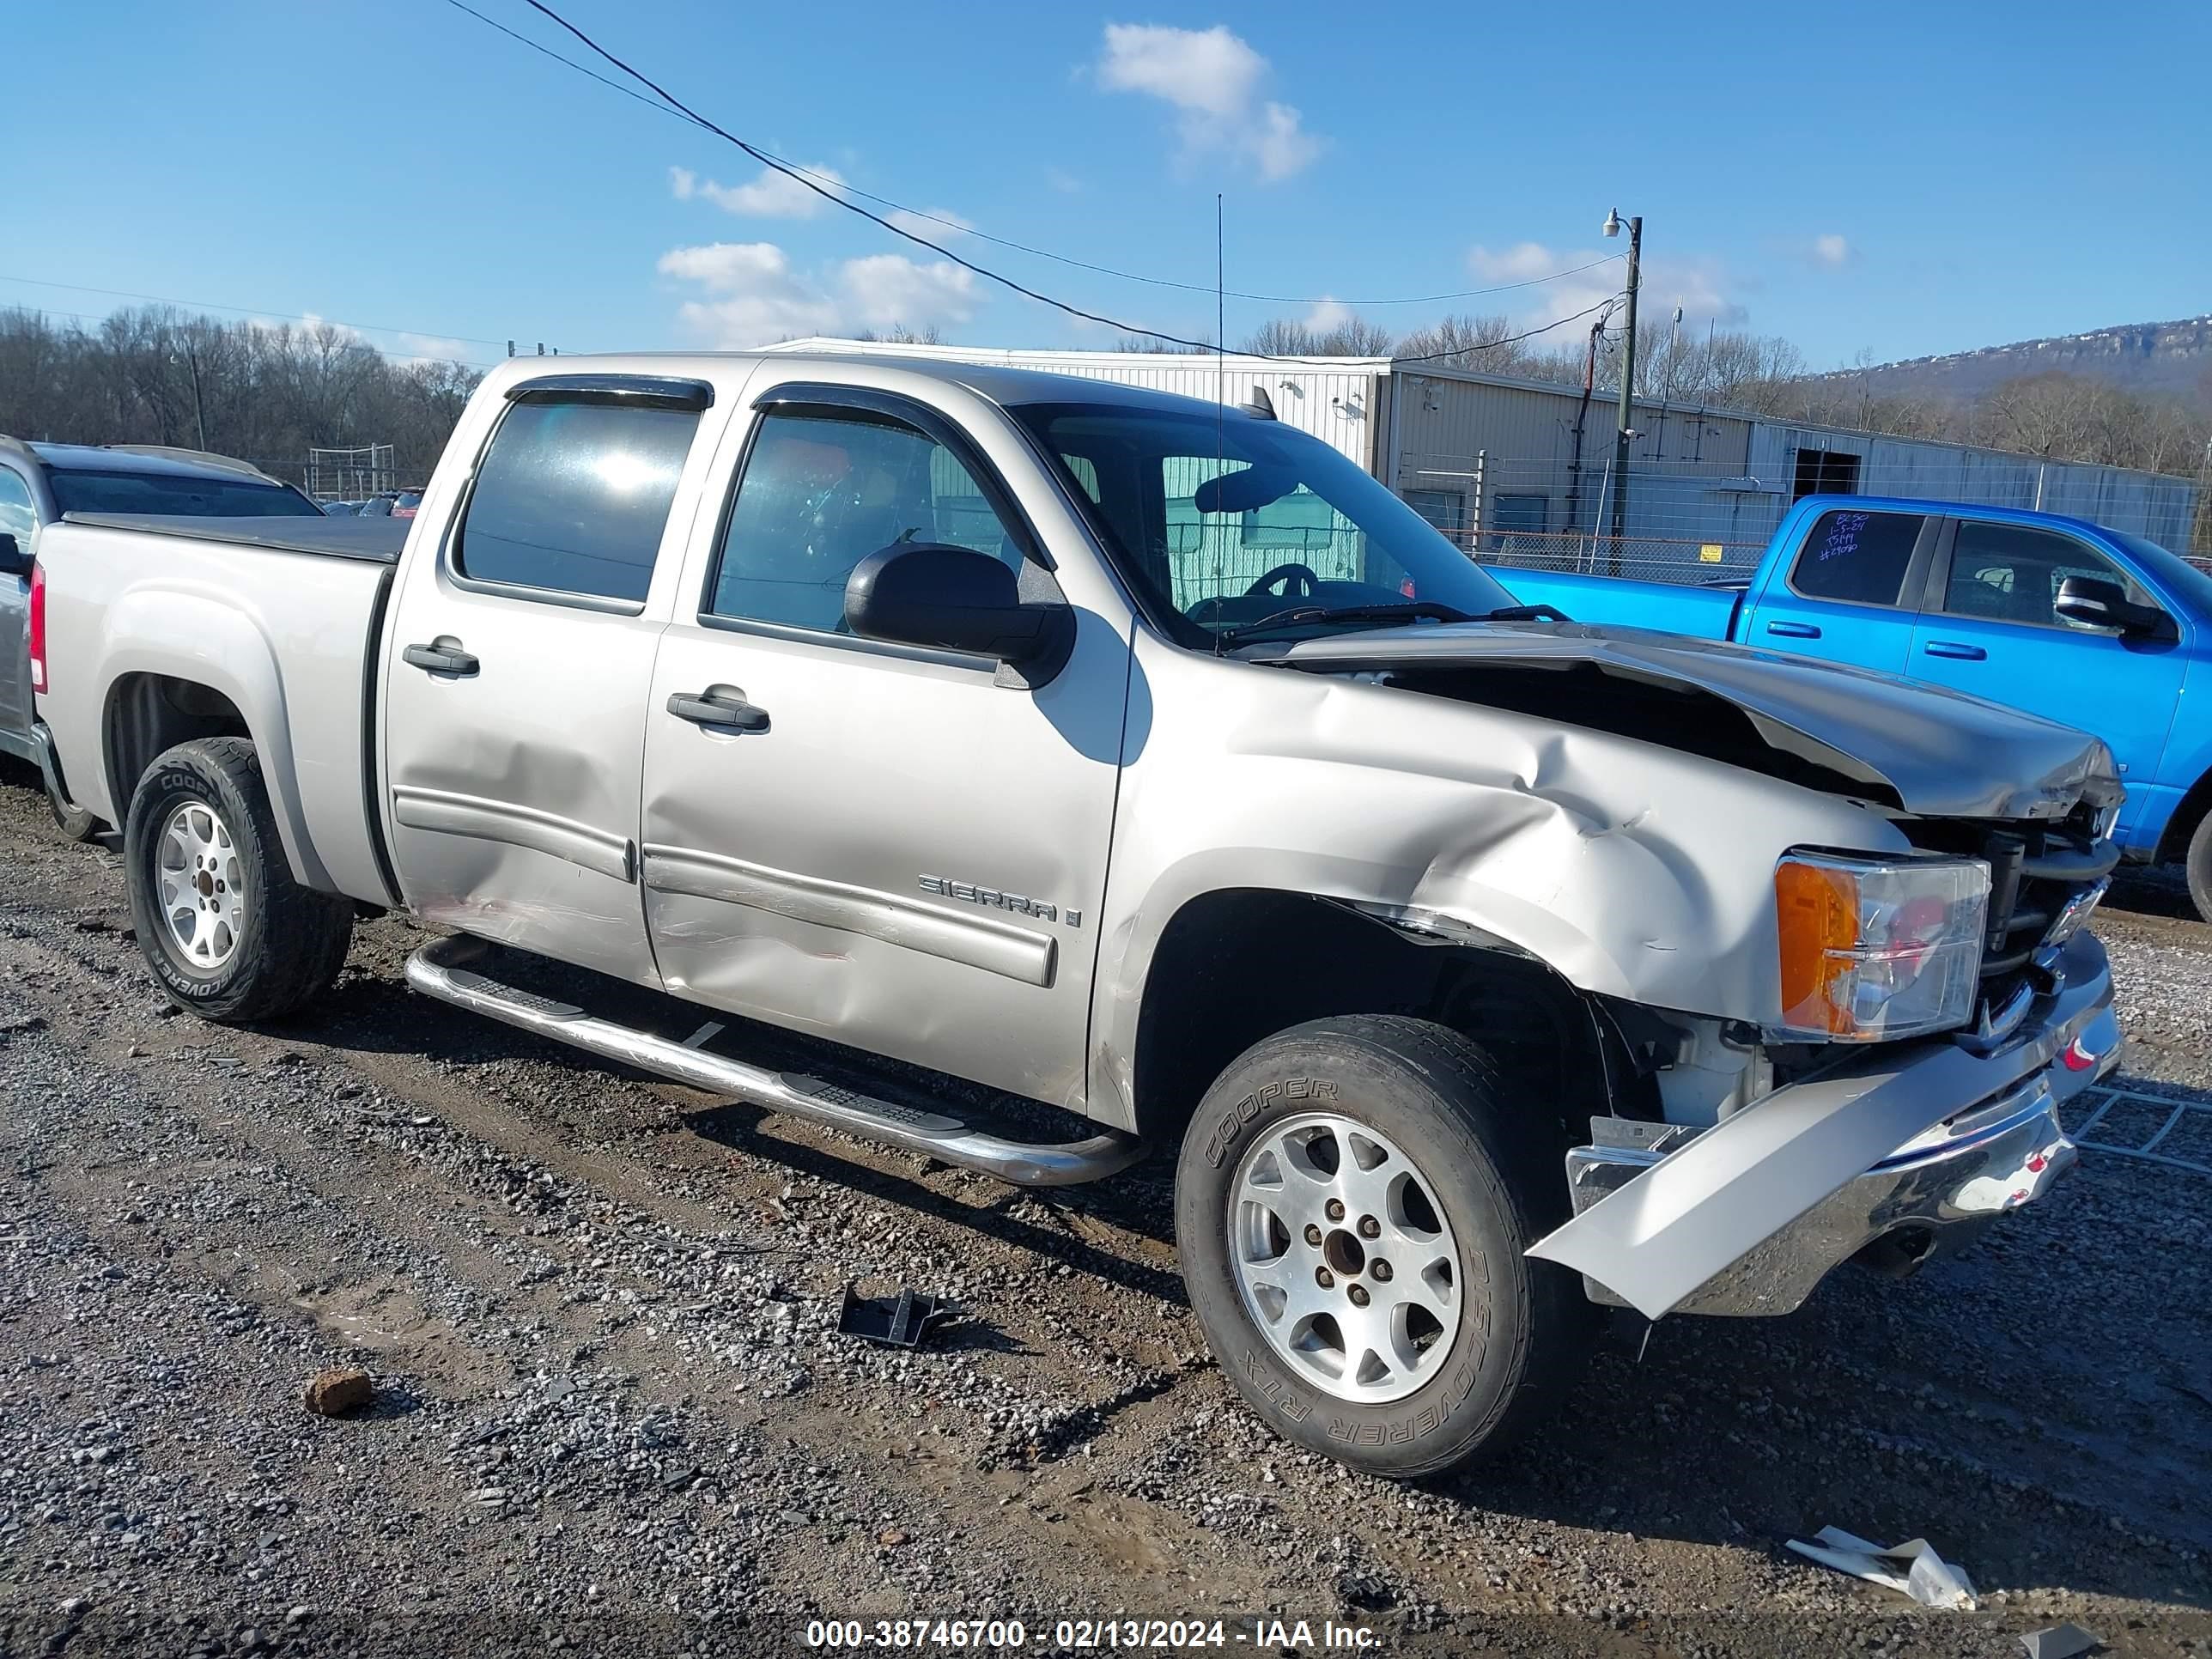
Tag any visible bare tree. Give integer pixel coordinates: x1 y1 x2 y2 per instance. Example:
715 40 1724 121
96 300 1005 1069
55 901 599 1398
0 305 484 486
1242 314 1395 357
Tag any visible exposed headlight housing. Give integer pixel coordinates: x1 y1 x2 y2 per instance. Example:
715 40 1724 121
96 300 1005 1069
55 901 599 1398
1774 853 1989 1042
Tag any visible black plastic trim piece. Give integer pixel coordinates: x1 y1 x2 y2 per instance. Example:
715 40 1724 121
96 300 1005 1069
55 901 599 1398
357 564 403 908
57 513 404 565
507 374 714 411
2018 837 2121 884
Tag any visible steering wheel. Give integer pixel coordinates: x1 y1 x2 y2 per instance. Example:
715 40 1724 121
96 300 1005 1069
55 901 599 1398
1245 562 1321 600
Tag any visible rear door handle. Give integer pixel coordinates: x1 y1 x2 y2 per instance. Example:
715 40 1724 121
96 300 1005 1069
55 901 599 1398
1924 641 1987 661
402 636 478 677
667 688 770 734
1765 620 1821 639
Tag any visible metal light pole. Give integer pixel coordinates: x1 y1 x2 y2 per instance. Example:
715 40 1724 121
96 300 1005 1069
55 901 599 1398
1602 209 1642 572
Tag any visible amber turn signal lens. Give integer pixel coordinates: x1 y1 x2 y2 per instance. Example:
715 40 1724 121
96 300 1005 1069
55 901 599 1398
1776 860 1860 1035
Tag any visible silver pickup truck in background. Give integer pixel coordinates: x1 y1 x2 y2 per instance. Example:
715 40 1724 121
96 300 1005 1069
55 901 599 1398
32 352 2125 1477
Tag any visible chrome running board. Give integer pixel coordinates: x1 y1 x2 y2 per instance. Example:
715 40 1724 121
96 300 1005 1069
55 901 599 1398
404 935 1144 1187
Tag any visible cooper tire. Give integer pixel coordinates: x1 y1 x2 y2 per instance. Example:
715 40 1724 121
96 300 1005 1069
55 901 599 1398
1176 1015 1593 1480
2186 811 2212 926
123 737 354 1023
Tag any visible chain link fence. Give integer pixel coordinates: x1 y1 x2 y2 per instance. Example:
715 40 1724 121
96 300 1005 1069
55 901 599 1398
1401 453 2203 586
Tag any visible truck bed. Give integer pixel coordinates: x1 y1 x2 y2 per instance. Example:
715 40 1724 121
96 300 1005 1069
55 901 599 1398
1481 562 1745 639
33 514 401 907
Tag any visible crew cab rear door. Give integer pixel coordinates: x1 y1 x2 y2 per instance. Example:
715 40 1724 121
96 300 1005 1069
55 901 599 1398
380 374 725 988
1738 504 1935 675
1905 515 2185 845
637 381 1129 1109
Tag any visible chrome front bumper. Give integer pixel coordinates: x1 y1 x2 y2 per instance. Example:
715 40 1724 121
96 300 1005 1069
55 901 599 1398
1563 1074 2083 1315
1530 930 2123 1319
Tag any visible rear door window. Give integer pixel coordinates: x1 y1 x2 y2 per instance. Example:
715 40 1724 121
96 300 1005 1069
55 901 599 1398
454 401 701 604
1789 508 1925 606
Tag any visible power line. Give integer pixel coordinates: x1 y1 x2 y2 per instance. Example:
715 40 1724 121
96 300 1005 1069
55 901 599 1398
0 273 514 354
447 0 1621 314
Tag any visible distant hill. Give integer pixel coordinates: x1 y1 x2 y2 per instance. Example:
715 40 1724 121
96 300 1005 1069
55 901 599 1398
1823 315 2212 408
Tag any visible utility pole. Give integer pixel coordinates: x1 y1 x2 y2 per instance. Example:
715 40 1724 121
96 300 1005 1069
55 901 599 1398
1602 209 1642 574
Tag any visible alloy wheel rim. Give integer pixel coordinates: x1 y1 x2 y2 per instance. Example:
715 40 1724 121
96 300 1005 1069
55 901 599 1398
1227 1111 1465 1405
155 801 246 973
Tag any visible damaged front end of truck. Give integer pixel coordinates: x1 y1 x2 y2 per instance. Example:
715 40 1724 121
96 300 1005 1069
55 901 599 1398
1253 621 2127 1321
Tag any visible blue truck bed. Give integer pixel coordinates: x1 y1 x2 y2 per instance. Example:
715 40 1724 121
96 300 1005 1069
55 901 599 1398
1481 564 1745 638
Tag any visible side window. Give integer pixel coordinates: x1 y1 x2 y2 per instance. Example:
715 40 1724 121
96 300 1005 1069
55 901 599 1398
1790 507 1924 606
0 468 36 548
453 400 701 603
1942 522 2145 628
708 410 1022 633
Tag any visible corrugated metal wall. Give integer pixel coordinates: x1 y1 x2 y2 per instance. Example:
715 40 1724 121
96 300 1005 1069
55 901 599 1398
779 342 2200 560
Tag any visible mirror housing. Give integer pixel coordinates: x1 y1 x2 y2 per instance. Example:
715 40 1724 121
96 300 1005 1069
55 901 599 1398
844 543 1073 669
0 533 27 578
2056 574 2169 639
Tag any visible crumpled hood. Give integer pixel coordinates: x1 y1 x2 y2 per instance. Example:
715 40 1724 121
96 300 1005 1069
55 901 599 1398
1261 620 2123 822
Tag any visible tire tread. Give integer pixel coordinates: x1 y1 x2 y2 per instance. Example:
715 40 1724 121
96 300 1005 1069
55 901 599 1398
125 737 354 1023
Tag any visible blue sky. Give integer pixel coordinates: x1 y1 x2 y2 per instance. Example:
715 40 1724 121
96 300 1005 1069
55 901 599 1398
5 0 2207 374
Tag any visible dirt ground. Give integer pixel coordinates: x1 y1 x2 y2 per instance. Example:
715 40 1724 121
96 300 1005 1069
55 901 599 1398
1 758 2207 1658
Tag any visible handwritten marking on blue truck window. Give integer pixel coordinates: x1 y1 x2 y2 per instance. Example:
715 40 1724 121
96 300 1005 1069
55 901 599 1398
1818 511 1871 562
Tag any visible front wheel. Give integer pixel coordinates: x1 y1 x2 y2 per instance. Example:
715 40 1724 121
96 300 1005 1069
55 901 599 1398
1176 1015 1593 1480
123 737 354 1023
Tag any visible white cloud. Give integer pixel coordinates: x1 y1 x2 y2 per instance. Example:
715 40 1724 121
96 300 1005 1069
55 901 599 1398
658 240 978 347
657 242 840 345
1044 167 1084 195
395 331 479 365
838 254 978 331
1811 233 1852 268
1304 297 1352 334
1096 23 1323 181
669 161 846 218
885 207 974 241
1468 241 1742 331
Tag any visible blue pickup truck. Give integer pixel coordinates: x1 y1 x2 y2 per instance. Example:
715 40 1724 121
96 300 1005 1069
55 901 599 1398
1486 495 2212 919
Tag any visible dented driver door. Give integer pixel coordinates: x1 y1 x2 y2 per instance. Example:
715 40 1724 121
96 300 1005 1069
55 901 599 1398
638 384 1130 1109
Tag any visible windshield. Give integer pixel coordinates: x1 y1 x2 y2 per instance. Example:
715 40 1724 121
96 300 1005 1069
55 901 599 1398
1011 402 1517 643
2113 531 2212 621
48 469 322 519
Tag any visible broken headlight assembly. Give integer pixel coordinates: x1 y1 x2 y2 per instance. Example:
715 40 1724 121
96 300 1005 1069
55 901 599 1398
1773 852 1990 1042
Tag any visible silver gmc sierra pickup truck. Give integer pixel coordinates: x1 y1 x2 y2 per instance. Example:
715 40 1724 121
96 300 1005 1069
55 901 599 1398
32 351 2124 1478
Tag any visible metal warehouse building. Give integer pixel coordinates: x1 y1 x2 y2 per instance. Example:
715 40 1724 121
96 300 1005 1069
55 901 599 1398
775 339 2202 583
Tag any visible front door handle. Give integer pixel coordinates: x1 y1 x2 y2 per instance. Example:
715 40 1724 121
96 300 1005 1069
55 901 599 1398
403 636 478 677
1924 640 1987 661
1765 620 1821 639
667 687 770 734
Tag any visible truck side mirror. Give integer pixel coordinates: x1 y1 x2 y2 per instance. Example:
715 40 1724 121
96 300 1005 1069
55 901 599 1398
2056 574 2170 640
0 533 27 578
844 543 1073 669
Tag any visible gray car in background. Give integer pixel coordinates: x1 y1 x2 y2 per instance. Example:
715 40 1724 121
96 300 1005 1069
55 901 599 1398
0 439 322 836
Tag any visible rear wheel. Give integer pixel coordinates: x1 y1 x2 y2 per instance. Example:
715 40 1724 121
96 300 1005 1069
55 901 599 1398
1176 1015 1593 1480
123 737 353 1023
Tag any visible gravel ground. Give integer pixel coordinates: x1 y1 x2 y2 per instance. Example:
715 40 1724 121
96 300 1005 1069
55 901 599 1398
1 758 2207 1658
